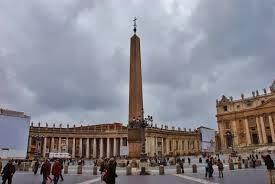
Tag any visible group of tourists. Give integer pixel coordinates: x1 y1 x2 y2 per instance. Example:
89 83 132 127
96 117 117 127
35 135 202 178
204 157 224 178
98 157 118 184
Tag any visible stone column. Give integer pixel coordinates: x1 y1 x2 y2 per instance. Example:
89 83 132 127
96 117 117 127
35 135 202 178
86 138 90 159
107 138 110 158
58 137 61 152
256 117 263 144
231 120 238 146
155 137 157 155
100 138 103 158
79 138 83 157
28 136 32 153
166 138 170 155
184 139 188 154
194 140 198 152
66 138 69 152
260 116 267 144
43 137 47 157
269 115 275 142
72 138 75 158
244 118 252 145
114 138 117 157
161 138 164 155
93 138 96 158
51 137 54 152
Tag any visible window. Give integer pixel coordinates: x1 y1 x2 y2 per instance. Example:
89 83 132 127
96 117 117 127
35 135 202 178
223 106 228 111
237 105 240 109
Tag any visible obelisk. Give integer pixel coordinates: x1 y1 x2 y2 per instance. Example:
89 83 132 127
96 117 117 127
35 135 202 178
128 18 144 158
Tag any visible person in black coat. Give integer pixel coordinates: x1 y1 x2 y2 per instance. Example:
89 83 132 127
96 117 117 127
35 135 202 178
1 160 16 184
264 154 274 170
40 159 52 184
104 158 117 184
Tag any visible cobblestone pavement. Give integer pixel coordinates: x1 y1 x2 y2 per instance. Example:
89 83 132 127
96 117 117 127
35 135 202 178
10 166 268 184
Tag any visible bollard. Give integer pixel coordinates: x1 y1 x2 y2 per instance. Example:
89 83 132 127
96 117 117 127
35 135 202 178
244 160 248 168
229 162 234 170
23 163 29 172
238 162 242 169
126 165 132 175
93 166 98 175
176 164 181 174
192 164 197 173
64 165 68 174
159 165 164 175
77 165 82 174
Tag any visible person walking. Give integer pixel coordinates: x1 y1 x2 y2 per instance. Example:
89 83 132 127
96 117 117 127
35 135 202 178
51 159 62 184
217 159 224 178
40 159 52 184
1 160 16 184
59 159 64 181
33 160 39 175
179 160 184 173
263 154 274 184
188 157 191 165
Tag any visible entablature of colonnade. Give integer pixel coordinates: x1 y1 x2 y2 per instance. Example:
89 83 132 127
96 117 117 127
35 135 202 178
145 127 199 134
217 97 275 122
29 126 128 138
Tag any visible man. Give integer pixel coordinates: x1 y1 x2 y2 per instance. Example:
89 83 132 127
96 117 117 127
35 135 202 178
1 160 16 184
52 160 62 184
40 159 51 184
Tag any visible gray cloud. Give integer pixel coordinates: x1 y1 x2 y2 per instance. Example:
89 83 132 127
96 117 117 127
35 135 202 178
0 0 274 129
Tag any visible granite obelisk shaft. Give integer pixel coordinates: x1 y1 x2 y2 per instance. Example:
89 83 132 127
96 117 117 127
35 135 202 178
128 33 144 158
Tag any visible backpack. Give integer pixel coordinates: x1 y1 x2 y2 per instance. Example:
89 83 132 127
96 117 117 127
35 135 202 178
102 168 109 182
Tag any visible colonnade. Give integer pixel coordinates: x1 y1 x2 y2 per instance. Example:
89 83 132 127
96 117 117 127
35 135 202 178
29 136 128 159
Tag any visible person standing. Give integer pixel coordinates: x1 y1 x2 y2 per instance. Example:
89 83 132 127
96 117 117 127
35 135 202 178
51 160 62 184
217 159 224 178
208 158 214 178
1 160 16 184
205 159 209 178
104 157 117 184
0 157 2 173
40 159 52 184
188 157 191 165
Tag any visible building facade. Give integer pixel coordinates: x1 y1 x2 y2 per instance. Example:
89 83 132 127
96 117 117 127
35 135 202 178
216 80 275 151
28 123 200 159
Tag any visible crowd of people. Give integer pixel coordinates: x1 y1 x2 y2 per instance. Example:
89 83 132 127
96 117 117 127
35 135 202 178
1 152 275 183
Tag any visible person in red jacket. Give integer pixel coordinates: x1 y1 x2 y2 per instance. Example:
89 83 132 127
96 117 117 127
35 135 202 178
51 159 62 184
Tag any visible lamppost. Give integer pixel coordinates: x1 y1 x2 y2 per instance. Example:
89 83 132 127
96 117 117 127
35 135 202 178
128 112 153 174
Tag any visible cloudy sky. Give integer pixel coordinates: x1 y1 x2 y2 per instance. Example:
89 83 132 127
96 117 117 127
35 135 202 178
0 0 274 129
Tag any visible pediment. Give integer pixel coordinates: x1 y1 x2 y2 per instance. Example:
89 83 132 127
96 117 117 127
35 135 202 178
257 97 275 108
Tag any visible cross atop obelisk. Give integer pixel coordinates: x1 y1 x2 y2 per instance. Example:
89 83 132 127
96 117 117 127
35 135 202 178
133 17 137 34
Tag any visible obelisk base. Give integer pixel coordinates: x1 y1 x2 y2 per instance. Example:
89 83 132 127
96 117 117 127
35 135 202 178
139 153 150 175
